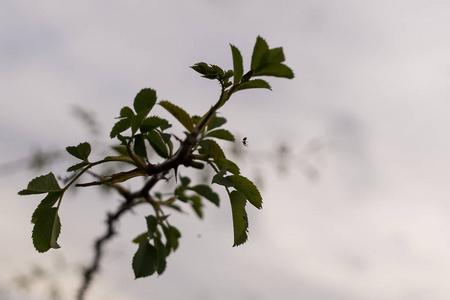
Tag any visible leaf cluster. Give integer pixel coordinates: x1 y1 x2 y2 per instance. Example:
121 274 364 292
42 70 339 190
19 36 294 287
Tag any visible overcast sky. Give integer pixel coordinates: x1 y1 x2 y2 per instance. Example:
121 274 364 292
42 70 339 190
2 1 450 300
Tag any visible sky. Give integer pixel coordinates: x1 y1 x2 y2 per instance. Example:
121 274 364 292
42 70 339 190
2 1 450 299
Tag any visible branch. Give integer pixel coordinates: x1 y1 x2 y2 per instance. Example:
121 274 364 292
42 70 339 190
76 175 162 300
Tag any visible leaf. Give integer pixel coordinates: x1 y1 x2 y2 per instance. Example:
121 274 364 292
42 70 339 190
227 175 262 209
205 129 235 142
110 118 132 138
132 241 157 278
32 208 61 252
189 185 220 206
162 225 181 252
140 116 170 133
19 173 62 195
67 161 89 172
131 110 150 135
199 139 225 160
236 79 272 91
155 237 167 275
251 36 269 70
134 88 157 114
119 106 135 118
66 142 91 161
214 158 240 175
147 130 169 158
230 191 248 246
207 114 227 131
212 168 233 187
262 47 285 64
132 232 149 244
190 195 203 219
133 134 147 160
146 215 158 237
230 44 243 84
31 192 62 223
159 100 194 132
254 63 294 79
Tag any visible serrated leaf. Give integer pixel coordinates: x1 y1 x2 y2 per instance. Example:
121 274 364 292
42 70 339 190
119 106 135 118
205 129 235 142
236 79 272 91
133 134 147 160
66 142 91 161
132 232 149 244
254 63 294 79
189 185 220 206
110 118 132 138
132 241 157 278
31 192 62 223
212 168 233 187
162 225 181 252
214 158 240 175
67 161 89 172
134 88 157 114
207 114 227 131
146 215 158 237
230 44 243 84
147 130 169 158
227 175 262 209
140 116 170 133
199 139 225 160
32 208 61 252
159 100 194 132
230 190 248 246
155 238 167 275
262 47 285 64
19 173 62 195
131 110 150 135
251 36 269 70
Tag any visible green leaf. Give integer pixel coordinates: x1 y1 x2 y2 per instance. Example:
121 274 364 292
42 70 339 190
189 185 220 206
199 139 225 160
205 129 235 142
214 158 240 175
236 79 272 91
31 192 62 223
227 175 263 209
207 114 227 131
147 130 169 158
19 173 62 195
251 36 269 70
180 176 191 186
212 168 233 187
230 191 248 246
146 215 158 237
254 63 294 79
155 238 167 275
140 116 171 133
133 134 147 160
262 47 285 64
190 195 203 219
110 118 132 138
132 241 157 278
230 44 244 84
32 208 61 252
159 100 194 132
67 161 89 172
132 232 149 244
162 225 181 252
134 88 157 114
66 142 91 161
119 106 135 118
131 110 150 135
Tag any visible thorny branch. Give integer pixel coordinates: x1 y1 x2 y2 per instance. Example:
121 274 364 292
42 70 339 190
76 175 162 300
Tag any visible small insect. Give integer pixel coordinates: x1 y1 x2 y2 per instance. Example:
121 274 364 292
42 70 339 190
242 137 248 147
